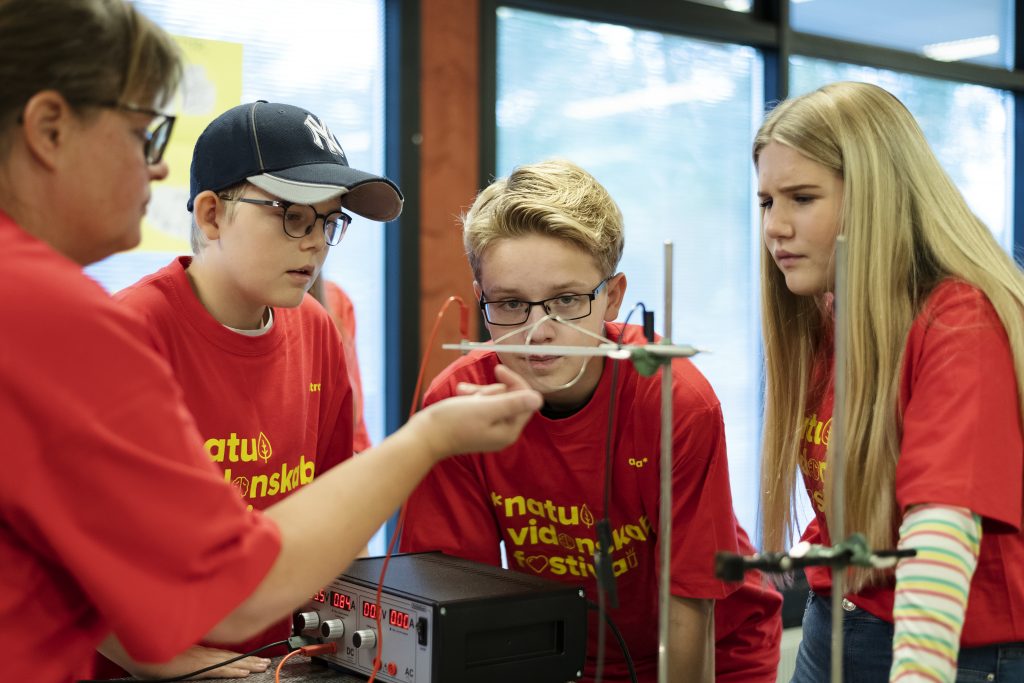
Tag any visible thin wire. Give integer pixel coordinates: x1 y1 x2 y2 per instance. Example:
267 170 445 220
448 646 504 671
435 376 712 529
489 313 615 347
366 296 468 683
587 601 639 683
594 565 608 683
604 305 646 516
594 305 645 683
490 314 615 394
274 649 305 683
525 314 591 392
78 640 291 683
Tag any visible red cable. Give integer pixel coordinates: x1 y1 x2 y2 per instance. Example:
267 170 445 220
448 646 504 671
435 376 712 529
409 296 470 415
274 643 337 682
366 296 468 683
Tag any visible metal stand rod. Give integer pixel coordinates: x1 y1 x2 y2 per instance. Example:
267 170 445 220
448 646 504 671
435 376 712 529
440 342 700 359
657 242 673 683
714 540 915 581
830 236 849 683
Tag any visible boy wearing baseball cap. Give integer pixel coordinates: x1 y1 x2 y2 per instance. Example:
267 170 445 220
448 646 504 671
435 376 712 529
97 101 402 678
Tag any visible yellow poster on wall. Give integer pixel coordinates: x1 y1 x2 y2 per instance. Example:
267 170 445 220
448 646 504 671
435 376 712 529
140 35 243 252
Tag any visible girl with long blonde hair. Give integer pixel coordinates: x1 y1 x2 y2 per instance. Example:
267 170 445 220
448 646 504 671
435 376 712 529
756 81 1024 682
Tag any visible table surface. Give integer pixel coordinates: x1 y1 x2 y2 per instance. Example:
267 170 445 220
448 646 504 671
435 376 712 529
114 657 365 682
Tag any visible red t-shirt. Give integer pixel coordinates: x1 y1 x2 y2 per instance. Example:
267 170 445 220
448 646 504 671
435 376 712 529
0 214 281 683
402 323 781 682
101 257 354 664
324 280 371 453
801 280 1024 646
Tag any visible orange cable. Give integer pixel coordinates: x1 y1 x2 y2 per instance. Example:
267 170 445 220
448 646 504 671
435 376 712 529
274 650 303 682
366 295 468 683
274 643 336 682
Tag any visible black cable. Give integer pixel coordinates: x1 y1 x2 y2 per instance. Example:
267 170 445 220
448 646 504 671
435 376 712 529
593 560 609 683
594 348 622 613
79 638 294 683
593 304 648 683
587 600 639 683
603 303 646 516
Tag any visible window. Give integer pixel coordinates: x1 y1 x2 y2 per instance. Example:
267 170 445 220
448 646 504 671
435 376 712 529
685 0 753 12
791 0 1014 69
496 7 765 535
790 57 1014 252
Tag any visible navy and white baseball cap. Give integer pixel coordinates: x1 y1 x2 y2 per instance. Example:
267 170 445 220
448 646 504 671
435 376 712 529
187 101 403 222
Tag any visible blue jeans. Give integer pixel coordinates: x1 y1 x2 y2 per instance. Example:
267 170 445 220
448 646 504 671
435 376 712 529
791 591 1024 683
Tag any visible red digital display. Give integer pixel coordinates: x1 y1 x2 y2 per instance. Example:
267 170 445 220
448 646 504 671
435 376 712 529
389 608 411 630
330 591 353 611
312 589 326 604
361 601 411 630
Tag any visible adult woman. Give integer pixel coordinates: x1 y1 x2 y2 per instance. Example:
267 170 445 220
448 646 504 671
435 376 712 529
0 2 540 681
756 81 1024 682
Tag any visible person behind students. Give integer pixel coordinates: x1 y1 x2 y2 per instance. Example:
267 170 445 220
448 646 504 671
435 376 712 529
755 81 1024 682
401 159 782 683
310 276 373 454
0 1 542 681
94 100 402 678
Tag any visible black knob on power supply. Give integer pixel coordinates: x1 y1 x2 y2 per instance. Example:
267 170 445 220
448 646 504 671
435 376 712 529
320 619 346 640
352 628 377 649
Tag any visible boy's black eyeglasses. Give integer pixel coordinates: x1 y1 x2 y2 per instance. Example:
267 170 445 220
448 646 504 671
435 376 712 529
480 278 611 326
217 196 352 246
94 101 175 165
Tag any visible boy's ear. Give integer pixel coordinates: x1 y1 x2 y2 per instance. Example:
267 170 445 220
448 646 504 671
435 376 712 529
472 280 482 301
192 191 223 241
603 272 627 321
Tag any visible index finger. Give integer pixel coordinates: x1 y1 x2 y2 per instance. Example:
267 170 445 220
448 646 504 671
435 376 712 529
455 381 508 397
493 364 532 392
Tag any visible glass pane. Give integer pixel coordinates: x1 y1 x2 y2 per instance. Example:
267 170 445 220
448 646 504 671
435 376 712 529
686 0 752 12
497 7 764 537
790 57 1014 253
792 0 1015 69
86 0 388 553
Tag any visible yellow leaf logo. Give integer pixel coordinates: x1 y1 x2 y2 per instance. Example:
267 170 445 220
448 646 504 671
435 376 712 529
258 432 273 463
580 504 595 528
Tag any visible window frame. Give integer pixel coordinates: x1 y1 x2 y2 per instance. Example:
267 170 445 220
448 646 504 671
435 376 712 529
480 0 1024 625
481 0 1024 259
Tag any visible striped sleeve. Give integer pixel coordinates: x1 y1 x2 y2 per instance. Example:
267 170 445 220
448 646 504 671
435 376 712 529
888 504 982 683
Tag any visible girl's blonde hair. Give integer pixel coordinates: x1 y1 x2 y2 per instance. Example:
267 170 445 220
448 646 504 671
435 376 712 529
463 159 624 279
755 81 1024 590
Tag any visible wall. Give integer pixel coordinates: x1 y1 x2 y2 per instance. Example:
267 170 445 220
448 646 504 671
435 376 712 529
419 0 481 390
